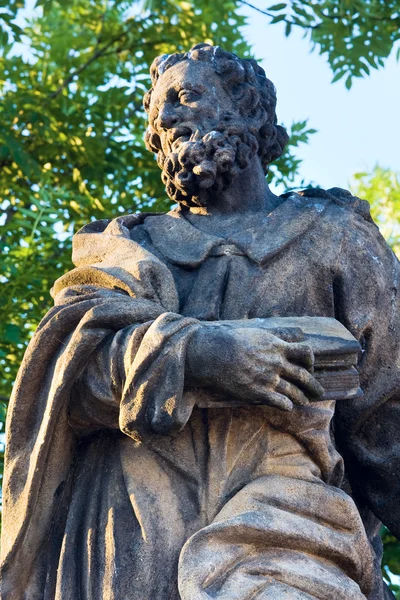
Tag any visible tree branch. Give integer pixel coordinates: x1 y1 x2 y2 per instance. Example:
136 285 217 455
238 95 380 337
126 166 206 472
238 0 274 18
239 0 399 32
49 30 129 99
238 0 321 30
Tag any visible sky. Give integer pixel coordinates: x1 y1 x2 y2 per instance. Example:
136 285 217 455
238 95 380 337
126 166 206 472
239 2 400 192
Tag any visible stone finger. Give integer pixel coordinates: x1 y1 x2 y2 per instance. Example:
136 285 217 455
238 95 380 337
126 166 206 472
285 343 314 369
262 391 293 412
277 379 310 406
281 362 324 398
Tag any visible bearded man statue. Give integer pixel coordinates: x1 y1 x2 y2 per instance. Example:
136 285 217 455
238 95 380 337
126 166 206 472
1 44 399 600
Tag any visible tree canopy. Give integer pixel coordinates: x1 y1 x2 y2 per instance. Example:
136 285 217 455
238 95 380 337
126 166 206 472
241 0 400 87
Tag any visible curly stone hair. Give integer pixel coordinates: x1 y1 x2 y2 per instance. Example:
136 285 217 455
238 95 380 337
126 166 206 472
143 43 289 173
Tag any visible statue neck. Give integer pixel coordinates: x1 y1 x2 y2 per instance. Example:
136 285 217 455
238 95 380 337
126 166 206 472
187 158 279 217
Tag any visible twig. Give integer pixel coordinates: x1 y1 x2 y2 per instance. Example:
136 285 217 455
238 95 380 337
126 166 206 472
238 0 274 18
238 0 321 30
105 102 142 139
49 31 128 99
239 0 399 32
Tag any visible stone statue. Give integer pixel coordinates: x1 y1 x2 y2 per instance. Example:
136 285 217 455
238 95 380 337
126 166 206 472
1 43 399 600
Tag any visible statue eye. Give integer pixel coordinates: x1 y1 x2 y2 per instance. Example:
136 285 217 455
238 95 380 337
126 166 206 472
166 89 179 105
178 90 201 103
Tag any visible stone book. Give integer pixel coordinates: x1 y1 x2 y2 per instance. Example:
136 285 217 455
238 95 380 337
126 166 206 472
198 316 362 406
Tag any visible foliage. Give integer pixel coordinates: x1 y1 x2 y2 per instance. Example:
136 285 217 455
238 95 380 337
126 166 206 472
240 0 400 88
382 527 400 598
268 120 317 189
350 166 400 257
0 0 313 494
4 0 400 89
0 0 24 45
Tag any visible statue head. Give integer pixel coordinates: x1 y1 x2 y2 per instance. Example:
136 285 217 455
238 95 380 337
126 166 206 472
144 43 288 208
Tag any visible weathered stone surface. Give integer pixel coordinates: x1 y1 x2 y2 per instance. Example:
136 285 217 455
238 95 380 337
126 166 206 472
1 44 399 600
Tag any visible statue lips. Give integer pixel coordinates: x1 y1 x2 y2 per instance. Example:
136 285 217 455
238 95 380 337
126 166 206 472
168 126 192 147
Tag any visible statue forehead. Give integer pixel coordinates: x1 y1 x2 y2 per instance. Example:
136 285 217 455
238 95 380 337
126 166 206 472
152 59 224 100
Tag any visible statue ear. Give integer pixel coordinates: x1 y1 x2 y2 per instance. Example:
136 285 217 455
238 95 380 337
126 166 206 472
268 124 289 164
143 90 152 112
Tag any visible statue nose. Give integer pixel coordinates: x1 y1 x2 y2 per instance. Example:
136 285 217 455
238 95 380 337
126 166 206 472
158 107 179 129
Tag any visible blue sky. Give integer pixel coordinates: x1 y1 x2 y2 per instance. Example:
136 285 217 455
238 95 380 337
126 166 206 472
239 2 400 193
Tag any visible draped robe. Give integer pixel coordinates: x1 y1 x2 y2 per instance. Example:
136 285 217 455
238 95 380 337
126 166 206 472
1 189 399 600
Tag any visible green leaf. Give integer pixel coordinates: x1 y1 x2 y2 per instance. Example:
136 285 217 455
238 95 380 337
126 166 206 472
2 134 42 179
270 14 286 23
4 324 21 344
0 403 7 422
268 3 287 10
331 70 346 83
359 61 370 76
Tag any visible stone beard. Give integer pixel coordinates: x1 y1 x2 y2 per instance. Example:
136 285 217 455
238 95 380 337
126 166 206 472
150 122 259 208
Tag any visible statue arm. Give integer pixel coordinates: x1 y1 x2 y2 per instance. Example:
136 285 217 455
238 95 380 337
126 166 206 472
333 211 400 538
67 306 202 440
70 311 324 436
69 323 149 433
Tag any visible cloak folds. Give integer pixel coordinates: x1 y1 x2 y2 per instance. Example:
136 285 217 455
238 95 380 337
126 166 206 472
1 191 399 599
0 218 201 598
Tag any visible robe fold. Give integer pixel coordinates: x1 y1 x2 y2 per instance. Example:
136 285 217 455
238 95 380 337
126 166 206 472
1 189 399 600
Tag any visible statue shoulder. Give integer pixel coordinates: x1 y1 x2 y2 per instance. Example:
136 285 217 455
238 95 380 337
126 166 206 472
296 187 373 224
71 212 167 267
296 187 397 266
75 212 165 237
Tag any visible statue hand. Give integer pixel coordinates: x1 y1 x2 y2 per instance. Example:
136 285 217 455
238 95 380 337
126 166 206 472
186 325 324 411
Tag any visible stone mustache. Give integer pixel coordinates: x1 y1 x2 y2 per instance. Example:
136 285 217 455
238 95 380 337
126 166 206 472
1 43 399 600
